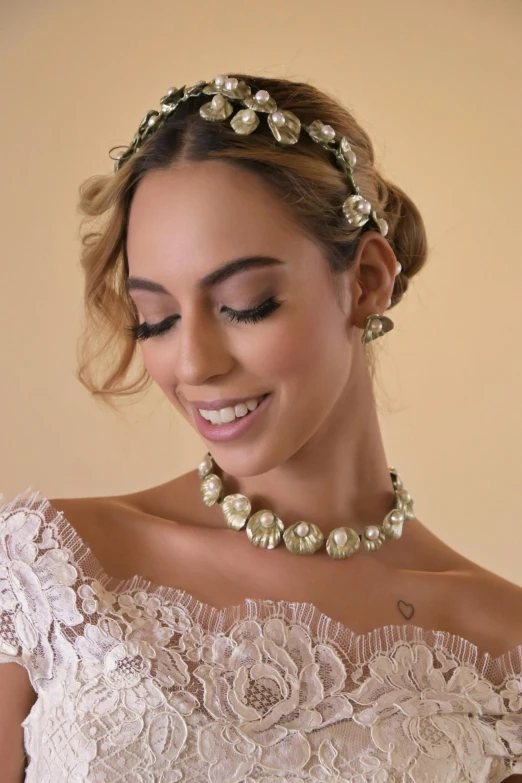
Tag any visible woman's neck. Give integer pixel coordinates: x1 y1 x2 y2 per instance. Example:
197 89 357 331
216 367 396 537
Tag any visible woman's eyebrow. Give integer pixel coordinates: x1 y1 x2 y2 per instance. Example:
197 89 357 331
125 255 285 295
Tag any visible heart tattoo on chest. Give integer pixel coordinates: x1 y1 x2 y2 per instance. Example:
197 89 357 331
397 600 415 621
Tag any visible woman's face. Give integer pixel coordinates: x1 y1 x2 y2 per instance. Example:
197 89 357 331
126 160 362 476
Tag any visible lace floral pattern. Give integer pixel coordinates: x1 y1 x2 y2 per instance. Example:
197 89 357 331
0 488 521 783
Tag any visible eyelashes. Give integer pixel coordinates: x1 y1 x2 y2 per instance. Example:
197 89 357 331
127 296 284 342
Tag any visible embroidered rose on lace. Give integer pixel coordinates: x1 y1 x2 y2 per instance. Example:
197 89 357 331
78 579 116 615
0 509 82 668
347 642 509 783
194 617 352 781
119 590 164 619
76 615 190 715
118 590 192 635
2 492 522 782
179 624 216 662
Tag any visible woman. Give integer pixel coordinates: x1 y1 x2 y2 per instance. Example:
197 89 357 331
1 73 521 782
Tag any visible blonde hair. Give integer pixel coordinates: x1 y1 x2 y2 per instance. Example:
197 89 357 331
77 74 428 408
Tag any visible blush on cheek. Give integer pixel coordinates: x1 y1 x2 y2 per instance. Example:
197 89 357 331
140 347 173 392
267 323 330 378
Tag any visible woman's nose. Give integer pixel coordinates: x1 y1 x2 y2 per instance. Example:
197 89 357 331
173 310 233 385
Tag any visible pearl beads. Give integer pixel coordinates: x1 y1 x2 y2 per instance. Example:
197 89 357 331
198 454 213 479
198 439 413 558
333 529 348 547
283 521 324 555
116 75 391 242
255 89 270 105
242 109 256 124
356 198 372 215
271 111 286 126
321 124 336 141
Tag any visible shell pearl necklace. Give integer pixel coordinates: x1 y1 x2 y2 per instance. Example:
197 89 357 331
198 452 415 558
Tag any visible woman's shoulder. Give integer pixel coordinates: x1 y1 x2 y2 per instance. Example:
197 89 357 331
47 490 160 581
2 484 521 664
402 521 522 658
47 469 198 528
439 560 522 659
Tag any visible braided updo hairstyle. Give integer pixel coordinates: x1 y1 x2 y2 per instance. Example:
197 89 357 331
77 73 428 407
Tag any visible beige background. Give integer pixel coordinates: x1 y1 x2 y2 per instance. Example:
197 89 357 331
0 0 520 585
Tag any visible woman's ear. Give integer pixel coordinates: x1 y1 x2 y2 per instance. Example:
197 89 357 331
350 231 397 320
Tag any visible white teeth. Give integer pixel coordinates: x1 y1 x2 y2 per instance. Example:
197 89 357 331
220 407 236 424
199 396 266 425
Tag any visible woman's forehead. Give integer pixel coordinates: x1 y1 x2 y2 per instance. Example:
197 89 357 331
127 163 308 269
129 162 292 229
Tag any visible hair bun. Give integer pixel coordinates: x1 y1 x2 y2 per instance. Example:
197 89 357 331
375 174 428 306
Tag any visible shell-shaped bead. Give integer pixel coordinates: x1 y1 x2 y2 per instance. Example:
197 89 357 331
198 453 213 479
244 93 278 114
200 96 234 122
362 314 395 344
201 473 223 507
267 110 301 145
202 77 251 101
383 509 406 539
397 488 415 520
221 493 252 531
362 526 386 551
231 109 260 135
308 119 337 145
343 194 372 229
246 510 284 549
283 522 324 555
326 527 361 559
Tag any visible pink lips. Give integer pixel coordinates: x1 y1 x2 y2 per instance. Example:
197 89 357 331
192 393 272 442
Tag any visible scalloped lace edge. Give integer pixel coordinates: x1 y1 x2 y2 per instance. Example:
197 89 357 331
2 485 522 683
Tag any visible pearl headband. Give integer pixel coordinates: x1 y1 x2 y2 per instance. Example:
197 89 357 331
110 74 389 238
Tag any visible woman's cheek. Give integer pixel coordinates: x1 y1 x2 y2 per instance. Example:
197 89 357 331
257 323 325 381
140 344 172 389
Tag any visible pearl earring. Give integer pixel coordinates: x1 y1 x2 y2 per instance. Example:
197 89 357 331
362 313 395 344
361 260 400 343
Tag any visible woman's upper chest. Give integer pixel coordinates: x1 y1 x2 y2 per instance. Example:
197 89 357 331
53 487 481 647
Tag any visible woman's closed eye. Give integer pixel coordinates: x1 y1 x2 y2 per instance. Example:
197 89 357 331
127 296 284 342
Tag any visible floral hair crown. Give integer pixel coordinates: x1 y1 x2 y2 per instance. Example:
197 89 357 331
110 74 388 238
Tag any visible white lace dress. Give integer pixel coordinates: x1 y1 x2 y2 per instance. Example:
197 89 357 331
1 488 521 783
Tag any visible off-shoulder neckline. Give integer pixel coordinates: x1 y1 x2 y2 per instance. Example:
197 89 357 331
3 485 522 681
